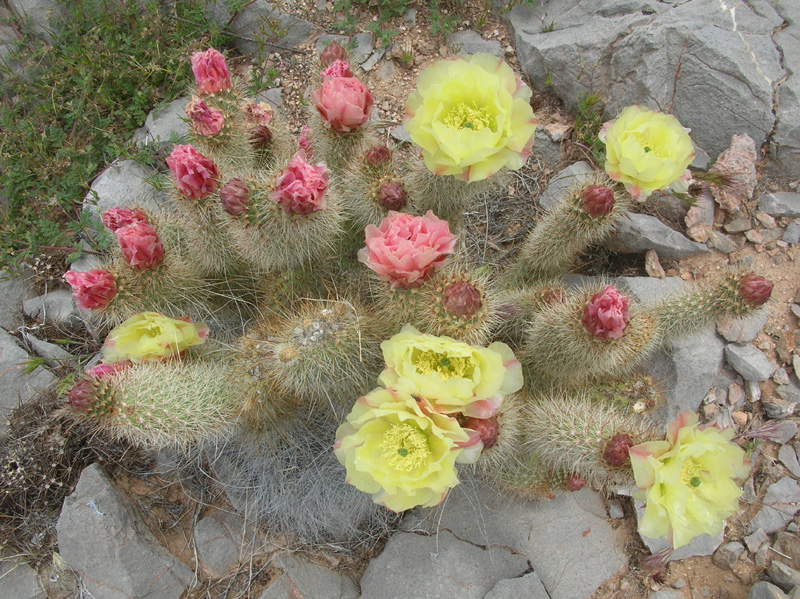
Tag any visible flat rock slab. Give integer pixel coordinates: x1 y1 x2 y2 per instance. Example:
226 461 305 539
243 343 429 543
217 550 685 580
447 30 504 58
195 511 261 579
725 344 777 381
759 192 800 218
57 464 194 599
484 572 549 599
0 557 45 599
0 270 36 332
538 161 594 211
83 159 166 218
0 331 55 435
605 212 710 259
142 97 190 148
359 529 527 599
407 482 626 599
748 478 800 535
260 554 358 599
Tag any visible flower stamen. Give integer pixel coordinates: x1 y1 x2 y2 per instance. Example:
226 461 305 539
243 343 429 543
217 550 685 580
381 423 430 471
443 103 493 132
413 349 472 380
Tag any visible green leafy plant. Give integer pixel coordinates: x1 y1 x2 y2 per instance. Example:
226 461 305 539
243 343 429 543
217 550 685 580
573 92 607 166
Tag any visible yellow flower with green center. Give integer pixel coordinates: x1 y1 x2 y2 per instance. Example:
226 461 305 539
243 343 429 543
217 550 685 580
378 325 523 417
404 53 538 182
600 105 695 201
102 312 208 363
334 387 473 512
629 412 750 548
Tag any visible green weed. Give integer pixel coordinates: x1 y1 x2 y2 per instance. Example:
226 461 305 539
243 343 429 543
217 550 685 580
573 92 606 166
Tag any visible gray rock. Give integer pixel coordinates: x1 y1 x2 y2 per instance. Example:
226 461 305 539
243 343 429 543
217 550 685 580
770 421 799 445
725 344 777 381
256 88 283 110
771 26 800 177
775 368 792 386
0 557 45 599
142 97 189 147
646 328 725 425
413 483 626 599
779 444 800 478
760 193 800 218
22 290 81 328
195 511 260 579
484 572 550 599
650 590 684 599
746 380 763 403
749 582 789 599
0 331 56 435
635 500 724 561
539 161 594 210
764 397 799 420
767 561 800 593
617 275 686 304
744 528 769 553
260 554 358 599
725 216 752 234
359 529 527 599
361 47 386 72
56 464 194 599
390 124 412 143
447 30 504 58
83 159 165 219
531 129 562 168
204 1 317 55
749 478 800 534
22 333 76 368
707 230 739 254
0 270 35 332
783 222 800 244
778 381 800 403
717 311 769 343
712 541 745 570
605 212 709 259
8 0 60 42
505 0 783 159
608 497 624 519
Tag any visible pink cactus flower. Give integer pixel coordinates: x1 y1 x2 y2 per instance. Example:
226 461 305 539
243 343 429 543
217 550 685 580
298 126 313 156
242 100 273 126
320 59 353 78
115 222 164 270
63 269 117 310
442 281 483 318
312 76 373 133
185 98 225 136
357 211 456 288
582 285 631 340
85 361 128 378
101 207 149 232
219 178 251 217
190 48 232 95
166 144 219 200
464 416 499 449
320 41 348 66
270 151 329 215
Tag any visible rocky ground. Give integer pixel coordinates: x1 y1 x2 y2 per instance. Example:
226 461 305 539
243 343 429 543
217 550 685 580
1 0 800 598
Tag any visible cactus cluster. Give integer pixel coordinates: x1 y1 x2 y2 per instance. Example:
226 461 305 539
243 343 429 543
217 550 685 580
62 45 770 548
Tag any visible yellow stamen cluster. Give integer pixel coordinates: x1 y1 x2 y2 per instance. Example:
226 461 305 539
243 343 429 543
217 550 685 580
413 349 472 380
381 423 430 471
442 103 493 131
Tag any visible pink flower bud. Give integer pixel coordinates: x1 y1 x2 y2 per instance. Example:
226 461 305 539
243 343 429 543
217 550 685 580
365 145 392 167
582 285 630 340
166 144 219 200
270 151 329 215
242 100 273 126
357 211 456 289
115 222 164 270
250 125 273 148
320 59 353 78
67 378 96 412
312 76 373 133
185 98 225 136
190 48 231 95
442 281 483 318
85 361 127 379
602 433 634 468
376 180 407 211
737 273 773 307
464 416 499 449
320 41 348 66
581 185 616 218
63 269 117 310
101 207 149 232
219 178 251 217
565 474 587 491
298 126 313 156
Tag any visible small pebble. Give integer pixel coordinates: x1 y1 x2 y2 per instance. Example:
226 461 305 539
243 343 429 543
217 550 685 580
774 368 791 386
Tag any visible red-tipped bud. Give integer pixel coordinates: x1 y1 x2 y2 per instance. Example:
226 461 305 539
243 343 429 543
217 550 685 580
443 281 483 318
320 41 348 66
464 416 499 449
582 285 630 340
365 145 392 167
565 474 586 491
737 273 773 307
377 180 407 211
602 433 634 468
68 379 96 412
581 185 616 218
219 179 251 217
250 124 273 148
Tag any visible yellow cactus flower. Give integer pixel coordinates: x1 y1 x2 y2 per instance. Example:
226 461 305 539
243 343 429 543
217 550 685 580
334 387 473 512
600 105 695 201
378 325 523 417
102 312 208 363
629 412 750 549
404 53 538 182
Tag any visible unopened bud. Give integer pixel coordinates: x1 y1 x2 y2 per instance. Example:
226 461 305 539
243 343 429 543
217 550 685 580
377 180 407 211
737 273 773 307
365 145 392 167
443 281 483 318
581 185 615 218
602 433 634 468
320 41 348 66
250 124 273 148
464 416 499 449
68 379 96 412
565 473 586 491
219 179 251 217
